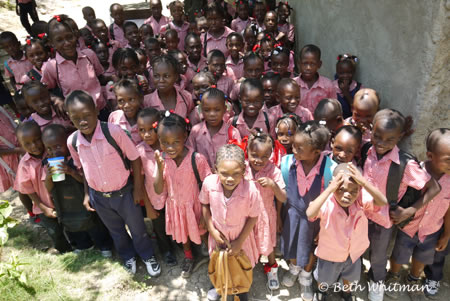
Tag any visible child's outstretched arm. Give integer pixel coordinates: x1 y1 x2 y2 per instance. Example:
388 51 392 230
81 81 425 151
82 177 95 212
307 173 344 219
228 216 258 256
347 163 388 207
257 177 287 203
202 204 225 246
131 158 147 204
29 192 56 218
436 208 450 252
153 150 165 195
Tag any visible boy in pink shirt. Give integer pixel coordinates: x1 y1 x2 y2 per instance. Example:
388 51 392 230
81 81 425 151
207 50 234 96
231 1 253 34
14 121 72 253
307 163 387 301
81 6 96 33
144 0 169 37
225 33 245 82
185 33 208 83
294 44 336 113
160 1 190 51
201 3 234 58
109 3 128 48
65 90 161 277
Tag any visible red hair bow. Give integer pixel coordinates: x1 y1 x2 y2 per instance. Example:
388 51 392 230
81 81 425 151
152 121 158 129
274 43 282 48
169 109 174 113
37 33 46 39
252 44 260 52
185 118 190 124
271 140 287 166
211 84 216 88
53 15 61 22
26 39 31 45
227 126 249 158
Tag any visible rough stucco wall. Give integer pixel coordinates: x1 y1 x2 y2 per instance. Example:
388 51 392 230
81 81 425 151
289 0 449 159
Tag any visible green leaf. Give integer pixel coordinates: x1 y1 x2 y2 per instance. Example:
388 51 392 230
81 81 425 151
0 201 12 218
18 272 27 285
5 217 17 228
0 213 3 224
0 227 8 245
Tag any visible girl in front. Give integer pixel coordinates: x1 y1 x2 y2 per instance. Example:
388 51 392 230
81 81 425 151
154 112 211 278
201 144 261 301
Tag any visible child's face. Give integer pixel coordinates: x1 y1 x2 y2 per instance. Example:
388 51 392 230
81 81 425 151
207 11 224 33
24 86 52 116
196 18 208 34
262 79 277 106
185 36 202 62
371 119 403 156
276 120 295 153
192 75 212 100
315 109 343 135
26 43 48 70
17 127 44 156
237 3 249 20
174 53 188 75
333 176 361 208
216 159 245 193
241 87 264 117
138 115 159 146
0 38 21 58
428 138 450 176
244 59 264 79
153 62 178 93
67 101 99 136
227 36 244 59
165 34 179 51
136 53 148 75
292 133 321 161
170 3 184 22
92 22 109 43
352 99 378 131
202 96 226 127
248 141 272 172
43 133 69 158
278 83 300 113
331 131 360 163
146 43 162 63
94 43 109 64
118 57 139 79
111 6 125 26
158 126 187 160
140 26 153 41
254 4 266 22
115 87 142 119
208 57 226 79
150 0 162 19
336 61 354 83
264 12 278 32
300 52 322 81
16 99 33 118
82 9 96 23
244 30 256 48
260 42 273 61
278 5 290 22
125 26 141 47
50 25 78 59
271 53 289 75
80 29 95 46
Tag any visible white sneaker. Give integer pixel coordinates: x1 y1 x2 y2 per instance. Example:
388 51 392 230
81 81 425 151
298 271 313 301
124 257 136 274
143 256 161 277
267 266 280 290
207 287 220 301
367 280 384 301
424 279 440 299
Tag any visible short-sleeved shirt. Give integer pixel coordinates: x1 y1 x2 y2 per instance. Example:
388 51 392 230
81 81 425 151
0 108 19 192
160 21 190 51
201 27 234 58
144 15 170 36
31 108 73 131
143 87 194 118
4 54 33 89
278 23 295 43
361 146 431 229
108 110 141 145
216 76 234 97
313 195 369 263
294 74 336 113
231 17 253 34
13 153 54 214
226 56 244 82
269 104 313 124
67 121 140 192
232 106 274 138
297 153 326 196
41 49 105 110
187 121 241 169
110 23 128 48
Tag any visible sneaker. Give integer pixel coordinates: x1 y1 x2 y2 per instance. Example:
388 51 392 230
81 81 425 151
298 271 314 301
200 242 209 257
73 245 94 254
405 276 426 301
164 251 177 266
124 257 137 274
100 249 113 258
267 266 280 290
181 257 194 278
313 291 328 301
368 280 384 301
207 287 220 301
384 272 401 299
143 256 161 277
282 265 300 287
424 279 440 299
341 291 356 301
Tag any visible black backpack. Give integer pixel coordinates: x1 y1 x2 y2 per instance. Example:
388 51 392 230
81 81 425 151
361 143 422 228
191 151 202 190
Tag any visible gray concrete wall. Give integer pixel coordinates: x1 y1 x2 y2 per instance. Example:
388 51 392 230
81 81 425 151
289 0 449 159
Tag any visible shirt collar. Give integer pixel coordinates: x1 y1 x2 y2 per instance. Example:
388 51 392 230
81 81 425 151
210 174 248 199
31 108 56 126
297 74 327 89
206 26 232 41
77 121 103 146
8 52 27 62
55 48 85 64
333 79 358 94
199 120 228 137
226 56 243 66
236 105 267 126
368 145 400 165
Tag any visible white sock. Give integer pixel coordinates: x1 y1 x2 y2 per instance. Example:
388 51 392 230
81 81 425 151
289 263 301 275
300 269 312 279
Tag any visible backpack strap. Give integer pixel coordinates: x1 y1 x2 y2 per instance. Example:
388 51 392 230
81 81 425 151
100 122 131 170
3 61 13 77
323 154 336 190
232 115 239 127
263 111 270 132
359 142 372 169
191 151 202 190
386 150 416 205
203 31 208 58
27 68 42 81
109 23 115 40
280 154 294 186
71 131 79 153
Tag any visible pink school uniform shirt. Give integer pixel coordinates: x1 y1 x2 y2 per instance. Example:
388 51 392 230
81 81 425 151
201 27 234 58
4 54 33 89
0 109 19 192
163 149 211 244
144 15 170 36
160 21 190 51
31 109 73 131
143 87 194 118
187 121 241 169
216 76 234 96
136 142 166 210
278 23 295 43
294 74 336 113
246 162 285 257
226 56 244 82
41 49 106 110
269 103 313 124
231 17 253 34
312 195 370 263
108 110 141 145
13 153 53 214
297 153 326 196
199 174 261 267
401 165 450 242
67 121 140 193
20 66 42 84
233 106 275 138
110 23 128 48
361 146 431 229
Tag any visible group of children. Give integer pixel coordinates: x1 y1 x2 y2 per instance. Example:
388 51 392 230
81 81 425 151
0 1 448 301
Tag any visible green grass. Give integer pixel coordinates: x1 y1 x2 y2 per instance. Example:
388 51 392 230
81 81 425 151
0 1 15 11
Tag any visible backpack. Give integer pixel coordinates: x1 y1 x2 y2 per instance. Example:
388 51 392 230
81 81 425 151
109 23 115 40
191 151 202 190
71 122 131 170
361 143 422 228
231 111 270 133
280 154 294 186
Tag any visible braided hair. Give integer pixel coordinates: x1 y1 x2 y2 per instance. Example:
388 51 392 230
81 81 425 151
215 144 246 168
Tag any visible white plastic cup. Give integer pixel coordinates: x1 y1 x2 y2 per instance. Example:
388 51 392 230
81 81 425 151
47 157 65 182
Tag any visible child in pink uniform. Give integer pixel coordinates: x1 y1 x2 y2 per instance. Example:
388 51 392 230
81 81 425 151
21 38 49 84
294 44 335 113
143 55 194 118
201 2 234 58
187 88 241 169
229 52 265 102
185 33 208 84
200 144 261 300
154 112 211 278
90 19 121 64
167 49 189 91
274 113 302 155
0 107 20 193
231 1 253 33
109 3 127 48
22 81 74 132
123 22 143 50
108 79 143 145
262 71 281 108
314 98 345 139
270 45 295 77
160 1 190 51
246 131 286 290
144 0 169 37
277 2 295 48
225 33 245 82
207 50 234 97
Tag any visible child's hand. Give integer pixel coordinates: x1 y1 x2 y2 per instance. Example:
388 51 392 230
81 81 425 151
50 96 69 120
83 195 95 212
154 150 165 172
257 177 275 189
211 229 225 247
41 206 57 218
146 205 160 220
389 206 416 224
435 235 450 252
338 79 351 93
347 163 366 187
329 172 344 192
227 240 243 256
276 215 283 233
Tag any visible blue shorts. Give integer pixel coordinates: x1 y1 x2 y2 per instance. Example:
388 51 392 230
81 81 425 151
391 229 441 265
316 256 361 285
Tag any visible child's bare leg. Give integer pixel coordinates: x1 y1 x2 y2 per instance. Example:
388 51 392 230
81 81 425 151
389 257 402 274
303 252 317 272
410 258 425 278
268 251 276 266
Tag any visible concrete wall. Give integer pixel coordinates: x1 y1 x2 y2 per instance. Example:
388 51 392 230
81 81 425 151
289 0 450 159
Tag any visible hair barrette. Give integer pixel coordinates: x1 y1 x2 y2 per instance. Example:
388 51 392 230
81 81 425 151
169 109 174 113
87 45 92 48
152 121 158 128
304 124 312 132
37 33 46 39
319 120 327 126
53 15 61 22
26 39 31 45
165 110 171 117
185 118 190 124
252 44 260 52
211 84 216 88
